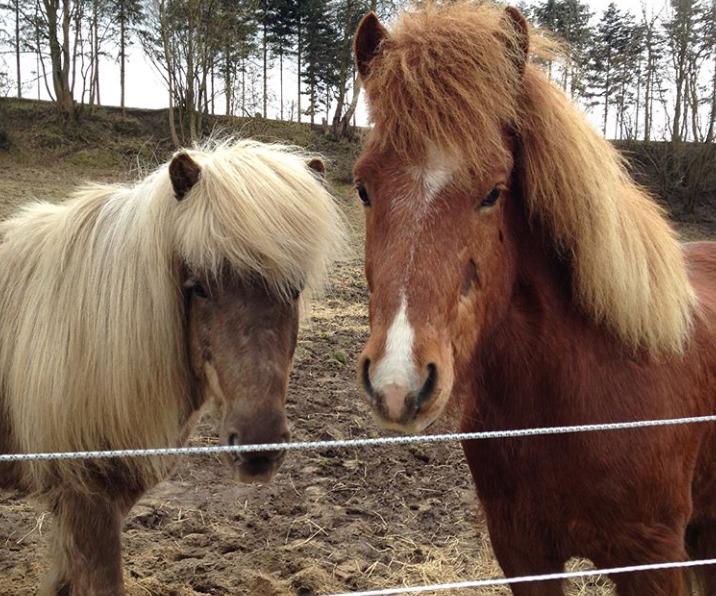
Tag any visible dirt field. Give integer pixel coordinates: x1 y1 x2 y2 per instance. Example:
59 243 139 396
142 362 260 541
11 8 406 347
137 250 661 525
0 157 712 596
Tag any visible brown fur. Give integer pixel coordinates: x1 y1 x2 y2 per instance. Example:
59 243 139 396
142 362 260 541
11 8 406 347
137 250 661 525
354 3 716 594
357 2 694 355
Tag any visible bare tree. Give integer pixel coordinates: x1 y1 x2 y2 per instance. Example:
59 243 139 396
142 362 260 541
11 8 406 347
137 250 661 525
141 0 224 144
40 0 75 118
665 0 701 143
703 0 715 142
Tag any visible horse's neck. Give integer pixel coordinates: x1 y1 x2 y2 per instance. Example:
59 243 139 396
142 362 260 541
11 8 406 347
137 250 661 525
463 204 632 428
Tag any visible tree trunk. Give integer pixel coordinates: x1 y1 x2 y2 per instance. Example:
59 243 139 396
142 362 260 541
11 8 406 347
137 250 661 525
158 2 179 146
644 53 653 142
187 32 196 142
674 82 684 144
324 85 330 133
602 46 613 137
61 0 73 115
262 12 267 118
335 0 377 134
337 74 361 138
331 73 346 137
89 0 96 107
15 0 21 97
297 18 301 123
634 57 642 140
706 51 716 143
94 0 100 105
120 0 126 112
279 50 283 120
36 1 53 100
36 48 41 100
672 42 687 144
689 72 701 142
224 46 231 116
168 78 179 147
44 0 75 118
70 0 81 98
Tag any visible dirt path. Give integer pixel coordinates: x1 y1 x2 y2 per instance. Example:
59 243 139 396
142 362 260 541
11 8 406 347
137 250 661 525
0 161 710 595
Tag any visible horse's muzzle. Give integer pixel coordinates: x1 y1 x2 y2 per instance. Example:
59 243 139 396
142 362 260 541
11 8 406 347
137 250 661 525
227 432 289 484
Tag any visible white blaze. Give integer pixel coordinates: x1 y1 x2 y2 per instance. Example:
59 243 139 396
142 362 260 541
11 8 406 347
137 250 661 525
372 293 420 392
415 144 456 204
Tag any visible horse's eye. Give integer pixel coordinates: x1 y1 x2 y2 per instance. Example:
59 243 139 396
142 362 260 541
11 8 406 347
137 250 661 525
192 282 209 299
480 186 501 209
356 183 371 207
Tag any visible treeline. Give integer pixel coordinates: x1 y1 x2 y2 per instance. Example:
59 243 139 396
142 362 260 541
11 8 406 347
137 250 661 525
0 0 400 144
0 0 714 146
520 0 716 144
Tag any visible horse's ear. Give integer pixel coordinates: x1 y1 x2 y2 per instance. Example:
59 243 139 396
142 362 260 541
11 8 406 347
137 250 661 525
307 157 325 177
503 6 530 76
169 152 201 201
354 12 388 79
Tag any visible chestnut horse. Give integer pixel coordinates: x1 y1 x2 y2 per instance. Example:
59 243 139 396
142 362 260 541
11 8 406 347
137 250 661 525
353 4 716 595
0 140 345 595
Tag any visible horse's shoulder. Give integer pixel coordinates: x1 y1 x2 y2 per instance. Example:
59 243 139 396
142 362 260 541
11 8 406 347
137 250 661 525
683 242 716 333
684 242 716 283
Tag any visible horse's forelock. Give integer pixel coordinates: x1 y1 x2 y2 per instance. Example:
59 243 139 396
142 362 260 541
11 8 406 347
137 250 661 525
173 140 347 302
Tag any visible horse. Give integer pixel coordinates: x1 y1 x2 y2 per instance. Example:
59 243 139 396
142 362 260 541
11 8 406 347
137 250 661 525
352 3 716 594
0 139 345 595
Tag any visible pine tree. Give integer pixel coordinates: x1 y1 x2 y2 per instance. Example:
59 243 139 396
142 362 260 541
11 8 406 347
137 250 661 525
266 0 297 120
214 0 256 117
106 0 143 112
640 6 667 141
585 3 636 137
664 0 704 142
610 15 643 139
704 0 716 142
532 0 560 79
300 0 336 125
554 0 592 98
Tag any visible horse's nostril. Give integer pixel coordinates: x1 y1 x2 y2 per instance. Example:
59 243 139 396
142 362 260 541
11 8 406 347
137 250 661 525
362 358 376 401
416 363 438 410
245 449 284 466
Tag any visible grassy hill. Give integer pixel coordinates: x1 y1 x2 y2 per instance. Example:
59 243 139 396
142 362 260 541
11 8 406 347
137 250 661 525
0 97 713 225
0 98 363 184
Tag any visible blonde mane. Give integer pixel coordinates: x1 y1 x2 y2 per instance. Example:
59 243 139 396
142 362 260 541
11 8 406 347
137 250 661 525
362 1 696 354
0 139 345 491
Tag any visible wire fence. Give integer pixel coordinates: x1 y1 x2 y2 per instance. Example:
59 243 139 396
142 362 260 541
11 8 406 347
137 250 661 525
326 559 716 595
4 412 716 594
1 413 715 463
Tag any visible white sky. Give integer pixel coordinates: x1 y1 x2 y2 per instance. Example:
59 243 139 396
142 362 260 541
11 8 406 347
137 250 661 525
13 0 673 133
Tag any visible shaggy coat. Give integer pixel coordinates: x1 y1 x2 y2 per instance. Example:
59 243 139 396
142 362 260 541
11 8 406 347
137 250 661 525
354 3 716 594
0 139 345 595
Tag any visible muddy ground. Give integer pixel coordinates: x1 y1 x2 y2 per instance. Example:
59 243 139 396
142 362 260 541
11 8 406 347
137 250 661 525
0 159 713 596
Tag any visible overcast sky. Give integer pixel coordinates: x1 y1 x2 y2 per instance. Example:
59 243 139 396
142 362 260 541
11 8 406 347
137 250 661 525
13 0 674 134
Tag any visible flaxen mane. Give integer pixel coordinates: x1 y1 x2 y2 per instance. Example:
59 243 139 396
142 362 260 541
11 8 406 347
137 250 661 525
362 1 695 354
0 139 345 493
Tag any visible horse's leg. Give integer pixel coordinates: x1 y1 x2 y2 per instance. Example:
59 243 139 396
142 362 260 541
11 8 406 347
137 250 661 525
686 520 716 594
46 493 126 596
590 523 689 596
40 522 72 596
487 524 566 596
